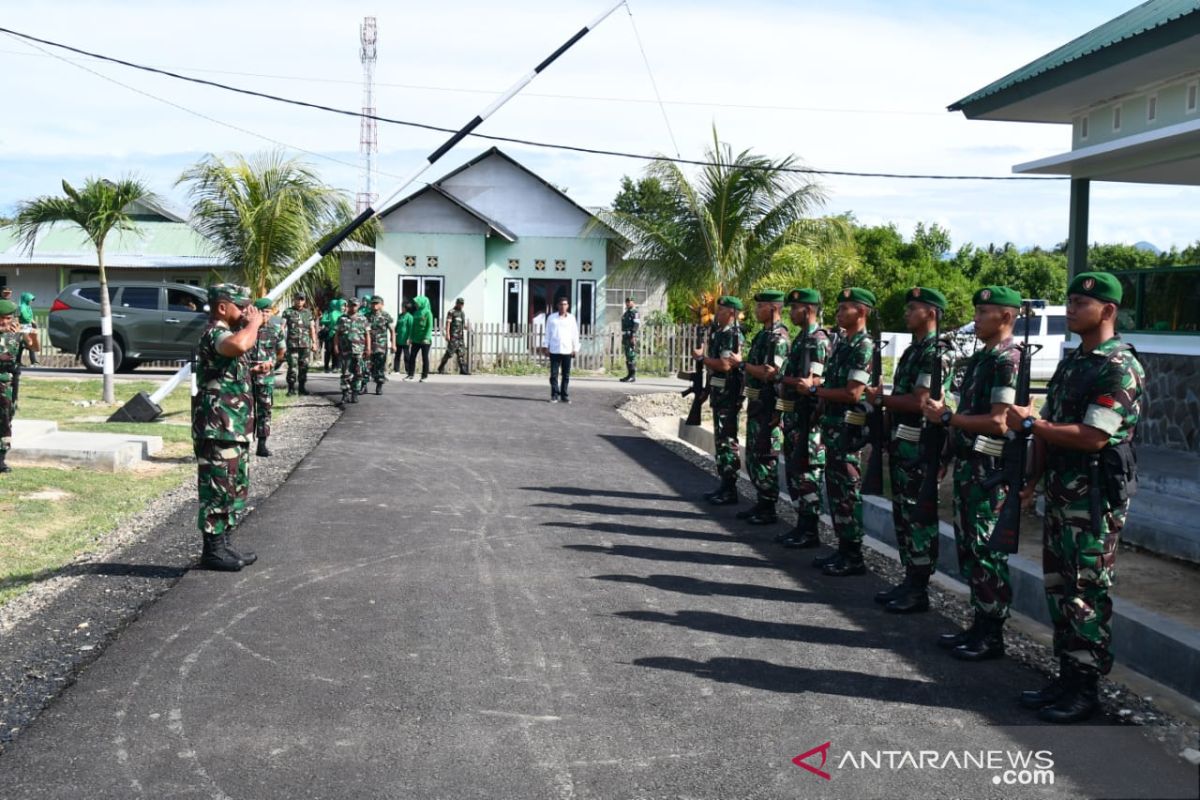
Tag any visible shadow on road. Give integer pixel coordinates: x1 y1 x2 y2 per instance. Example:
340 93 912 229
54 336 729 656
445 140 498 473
563 543 777 569
533 501 709 520
0 562 188 593
592 573 821 604
522 485 684 503
547 519 735 545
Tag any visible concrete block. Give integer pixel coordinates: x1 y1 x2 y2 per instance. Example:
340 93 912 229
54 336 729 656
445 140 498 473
11 433 146 472
11 419 59 439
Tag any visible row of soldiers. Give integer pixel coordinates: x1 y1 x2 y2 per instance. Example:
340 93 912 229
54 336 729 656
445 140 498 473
694 273 1144 724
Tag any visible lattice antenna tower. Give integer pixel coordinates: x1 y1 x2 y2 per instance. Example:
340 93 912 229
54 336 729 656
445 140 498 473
357 16 378 213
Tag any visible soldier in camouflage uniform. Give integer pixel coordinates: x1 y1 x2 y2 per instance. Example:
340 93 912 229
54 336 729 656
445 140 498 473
923 285 1022 661
248 298 285 457
867 287 953 612
437 297 470 375
280 293 317 395
692 296 744 505
777 288 831 548
366 296 395 394
732 291 789 525
619 297 641 383
0 299 24 473
1007 272 1145 723
333 297 370 405
191 284 262 571
800 287 877 577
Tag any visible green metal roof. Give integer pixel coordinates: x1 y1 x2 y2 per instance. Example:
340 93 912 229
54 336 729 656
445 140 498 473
950 0 1200 112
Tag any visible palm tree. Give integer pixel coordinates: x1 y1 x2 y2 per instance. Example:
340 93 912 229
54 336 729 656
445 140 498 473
604 128 846 317
8 177 156 403
177 151 375 300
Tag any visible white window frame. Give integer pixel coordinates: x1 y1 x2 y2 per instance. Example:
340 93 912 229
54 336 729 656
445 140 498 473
1113 104 1122 132
503 277 523 329
576 279 597 329
1079 114 1089 140
1187 82 1198 114
398 275 445 332
1147 93 1158 123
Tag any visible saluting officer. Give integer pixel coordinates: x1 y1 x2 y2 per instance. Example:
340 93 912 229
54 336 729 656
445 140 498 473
693 295 745 505
1007 272 1144 723
922 285 1022 661
799 287 876 577
867 287 953 612
776 288 831 549
733 291 790 525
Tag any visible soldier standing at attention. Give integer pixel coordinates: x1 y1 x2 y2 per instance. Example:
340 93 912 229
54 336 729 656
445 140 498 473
281 293 317 396
367 295 395 395
620 297 641 383
693 296 745 505
798 287 876 577
732 291 789 525
1007 272 1144 723
437 297 470 375
867 287 952 612
333 297 371 405
0 299 24 473
777 288 831 549
248 299 285 458
393 300 414 374
192 284 261 572
922 285 1022 661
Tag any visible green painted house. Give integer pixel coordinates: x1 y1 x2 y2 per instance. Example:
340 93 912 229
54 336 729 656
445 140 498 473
373 148 618 331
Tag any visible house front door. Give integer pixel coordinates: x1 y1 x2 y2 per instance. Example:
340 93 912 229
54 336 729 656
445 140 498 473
528 278 572 323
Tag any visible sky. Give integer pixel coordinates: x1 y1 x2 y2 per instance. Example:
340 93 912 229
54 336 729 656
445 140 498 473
1 0 1197 251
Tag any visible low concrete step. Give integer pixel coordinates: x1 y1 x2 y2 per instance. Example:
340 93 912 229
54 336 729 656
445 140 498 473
12 419 58 438
1124 490 1200 564
1136 446 1199 496
9 423 164 472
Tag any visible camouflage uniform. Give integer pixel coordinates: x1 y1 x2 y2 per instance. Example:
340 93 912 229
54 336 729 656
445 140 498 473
819 329 875 546
0 327 23 463
335 312 368 398
1040 337 1144 674
367 308 395 385
889 331 953 578
744 321 790 504
280 306 314 391
707 321 745 481
621 305 641 376
248 321 284 442
438 308 468 374
192 319 254 542
781 325 830 520
950 338 1020 620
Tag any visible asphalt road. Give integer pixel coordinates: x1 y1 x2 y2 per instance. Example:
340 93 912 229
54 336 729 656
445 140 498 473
0 375 1194 799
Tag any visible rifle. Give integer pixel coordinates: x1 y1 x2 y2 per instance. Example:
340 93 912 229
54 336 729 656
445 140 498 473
912 309 946 527
984 301 1042 553
680 323 710 426
791 311 814 470
859 316 888 494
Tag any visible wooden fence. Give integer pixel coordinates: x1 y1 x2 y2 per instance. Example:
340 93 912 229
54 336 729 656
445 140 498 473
461 322 701 373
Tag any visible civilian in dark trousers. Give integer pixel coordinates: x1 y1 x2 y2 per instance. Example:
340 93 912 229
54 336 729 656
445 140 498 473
393 344 409 374
543 297 580 404
407 343 431 380
549 353 573 402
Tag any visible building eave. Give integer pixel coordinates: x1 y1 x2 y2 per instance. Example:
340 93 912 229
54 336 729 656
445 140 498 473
1013 114 1200 183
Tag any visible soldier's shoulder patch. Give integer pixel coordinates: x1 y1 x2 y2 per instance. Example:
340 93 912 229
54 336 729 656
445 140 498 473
1096 395 1116 408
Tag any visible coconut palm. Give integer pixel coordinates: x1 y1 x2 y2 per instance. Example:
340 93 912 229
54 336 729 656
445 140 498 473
177 151 376 301
604 128 848 317
8 177 156 403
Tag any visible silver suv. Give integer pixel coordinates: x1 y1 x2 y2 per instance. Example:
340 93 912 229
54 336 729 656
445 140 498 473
48 281 209 372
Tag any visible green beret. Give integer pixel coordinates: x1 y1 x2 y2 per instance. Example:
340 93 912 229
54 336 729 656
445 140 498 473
904 286 947 311
1068 271 1122 304
717 295 743 311
208 283 251 307
253 297 273 310
972 285 1022 308
786 288 821 306
0 299 16 316
837 287 876 307
753 290 786 303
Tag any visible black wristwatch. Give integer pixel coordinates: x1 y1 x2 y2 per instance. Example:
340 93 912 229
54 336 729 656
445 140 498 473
1020 415 1035 433
940 409 953 426
809 384 819 396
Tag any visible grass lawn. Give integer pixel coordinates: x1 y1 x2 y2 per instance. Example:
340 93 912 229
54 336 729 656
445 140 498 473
0 377 299 606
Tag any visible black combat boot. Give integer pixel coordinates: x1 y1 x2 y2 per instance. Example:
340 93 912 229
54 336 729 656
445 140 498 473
350 390 359 404
225 530 257 566
952 615 1005 661
779 516 821 548
459 366 471 376
885 571 930 614
812 543 844 570
200 535 245 572
298 376 309 395
736 499 771 520
619 371 632 383
1020 657 1076 710
938 611 983 650
823 542 866 577
375 382 383 395
0 451 10 473
340 391 350 406
747 500 779 525
708 477 739 506
1037 664 1100 724
627 371 636 383
256 438 271 458
703 479 726 501
286 381 296 396
874 576 911 605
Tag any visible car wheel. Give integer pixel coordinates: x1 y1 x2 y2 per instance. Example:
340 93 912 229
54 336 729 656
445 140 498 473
81 335 124 373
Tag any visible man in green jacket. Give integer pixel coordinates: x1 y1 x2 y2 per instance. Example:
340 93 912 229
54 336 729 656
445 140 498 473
407 295 434 382
319 298 345 373
394 300 414 373
18 292 39 366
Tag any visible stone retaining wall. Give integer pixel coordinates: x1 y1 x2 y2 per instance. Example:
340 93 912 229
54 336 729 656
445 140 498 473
1137 352 1200 454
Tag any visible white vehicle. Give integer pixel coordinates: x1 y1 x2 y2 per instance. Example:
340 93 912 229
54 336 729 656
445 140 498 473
951 300 1065 381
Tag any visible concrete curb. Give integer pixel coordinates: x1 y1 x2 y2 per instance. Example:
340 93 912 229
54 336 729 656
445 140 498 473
674 418 1200 703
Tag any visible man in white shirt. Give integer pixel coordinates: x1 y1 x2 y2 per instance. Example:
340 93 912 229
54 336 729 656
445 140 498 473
542 296 580 403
